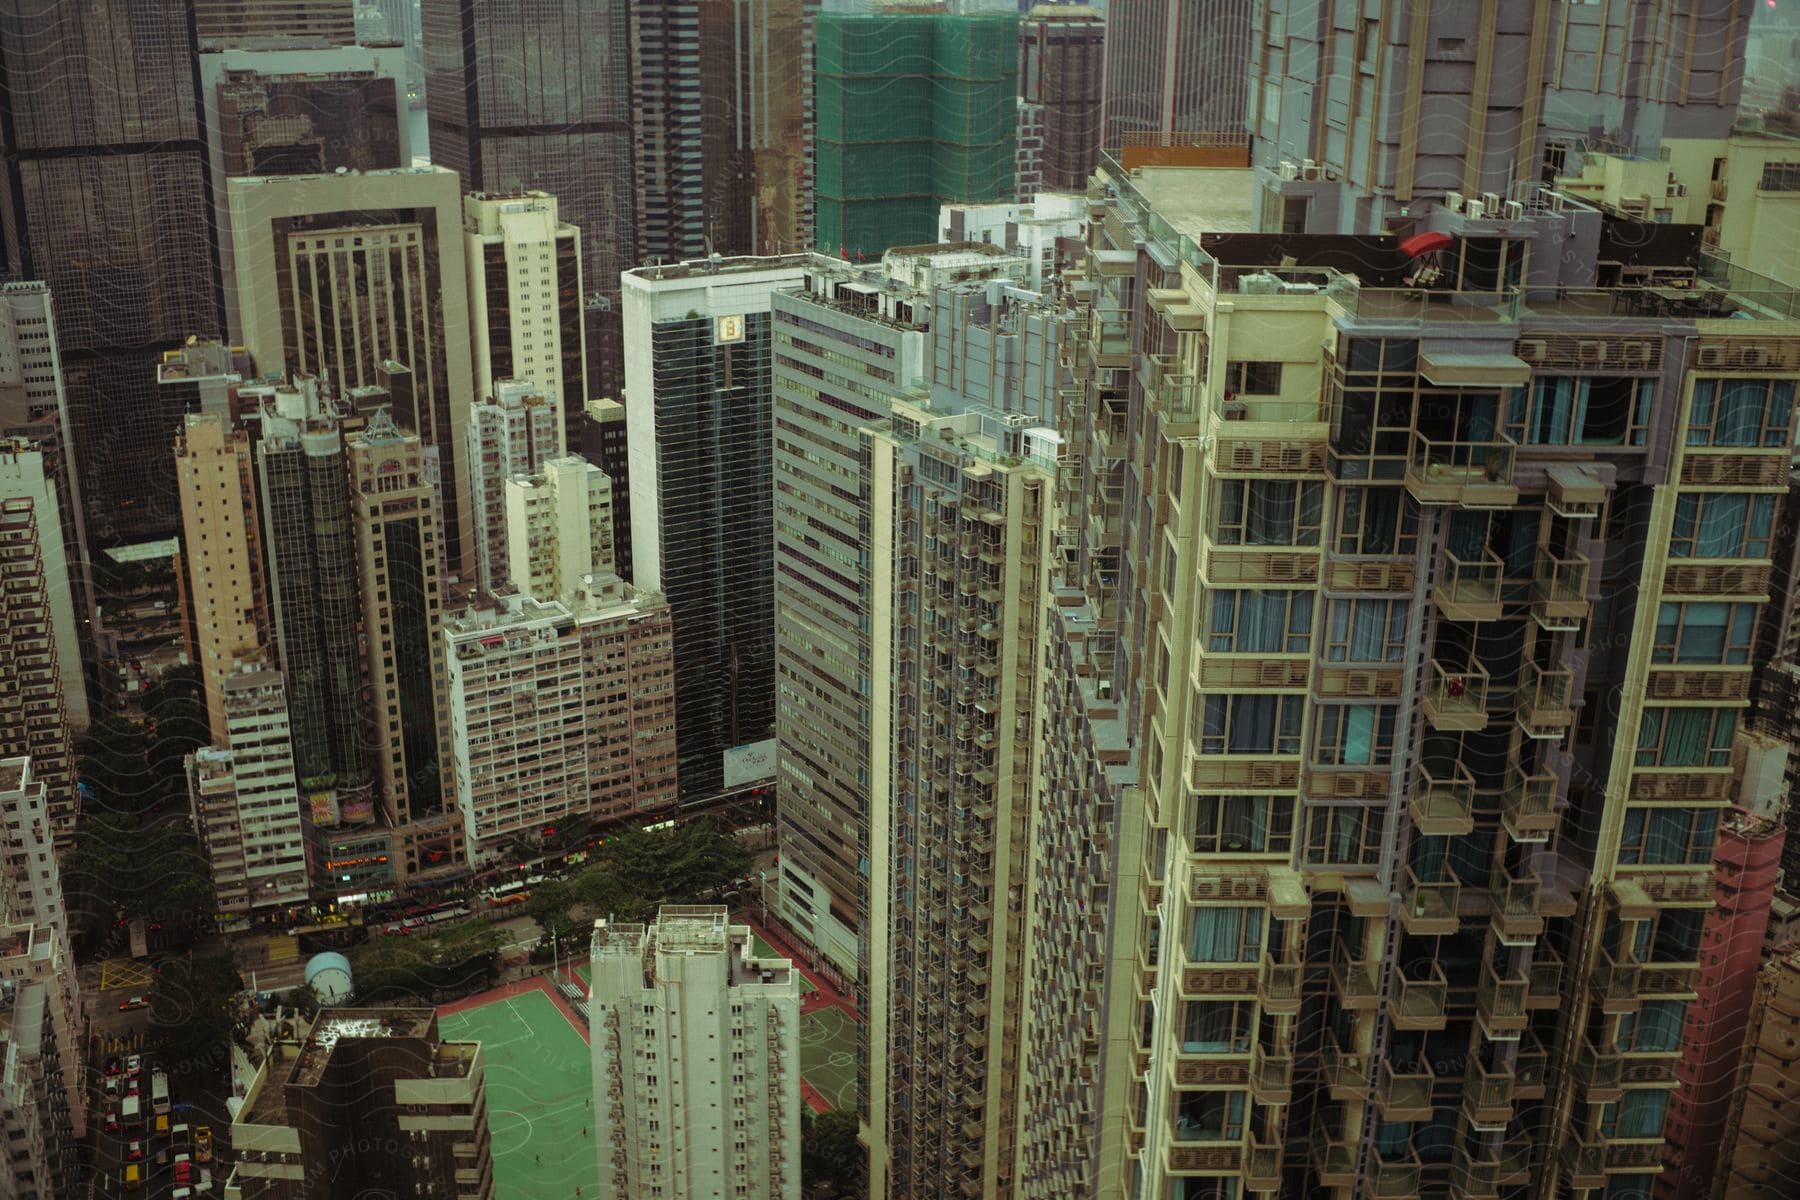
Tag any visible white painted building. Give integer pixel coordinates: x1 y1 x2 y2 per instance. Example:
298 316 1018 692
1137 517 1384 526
503 455 613 603
937 193 1086 291
465 380 560 592
589 906 801 1200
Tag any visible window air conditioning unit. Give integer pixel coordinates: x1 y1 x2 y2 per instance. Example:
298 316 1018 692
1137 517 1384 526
1465 200 1486 220
1446 191 1465 214
1504 200 1525 221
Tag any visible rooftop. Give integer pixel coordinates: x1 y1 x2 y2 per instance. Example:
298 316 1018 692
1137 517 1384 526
291 1008 434 1088
1110 161 1257 243
0 759 25 795
627 253 812 284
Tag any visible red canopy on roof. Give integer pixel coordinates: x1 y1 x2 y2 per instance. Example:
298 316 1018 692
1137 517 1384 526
1399 231 1454 258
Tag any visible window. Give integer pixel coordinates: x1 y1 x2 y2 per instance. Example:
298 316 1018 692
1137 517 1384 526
1615 1001 1684 1053
1223 361 1283 395
1196 694 1303 755
1686 378 1795 447
1599 1090 1670 1140
1214 479 1322 545
1334 487 1418 555
1178 1001 1255 1054
1324 599 1410 662
1174 1089 1247 1142
1205 590 1313 653
1313 704 1399 766
1304 806 1386 866
1759 161 1800 191
1191 795 1295 854
1506 376 1652 446
1635 707 1736 768
1651 602 1755 664
1619 807 1720 865
1186 907 1263 962
1669 492 1777 558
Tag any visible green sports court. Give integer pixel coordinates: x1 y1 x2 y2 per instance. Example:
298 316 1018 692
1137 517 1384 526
437 989 593 1198
798 1004 858 1112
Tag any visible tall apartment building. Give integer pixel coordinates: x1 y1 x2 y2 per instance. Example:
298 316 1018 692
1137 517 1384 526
228 166 477 577
1015 5 1104 198
630 0 814 262
187 663 310 920
0 979 81 1200
346 410 460 882
815 10 1019 258
1710 943 1800 1198
0 464 77 839
444 579 677 857
589 907 801 1200
464 191 587 452
422 0 635 403
1099 0 1252 151
465 381 560 593
504 456 613 604
0 1 221 548
1030 152 1800 1200
0 759 72 957
1247 0 1750 234
580 398 635 583
0 282 92 721
176 413 271 743
228 1007 494 1200
623 256 809 804
192 0 357 47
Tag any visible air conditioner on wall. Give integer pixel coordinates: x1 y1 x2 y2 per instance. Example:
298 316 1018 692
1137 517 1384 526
1279 160 1299 181
1504 200 1525 220
1466 200 1485 220
1446 191 1465 214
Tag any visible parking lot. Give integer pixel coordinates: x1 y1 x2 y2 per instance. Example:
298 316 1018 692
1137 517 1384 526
89 1053 218 1199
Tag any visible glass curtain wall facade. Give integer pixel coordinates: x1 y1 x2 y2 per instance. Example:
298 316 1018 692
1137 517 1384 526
1100 0 1255 150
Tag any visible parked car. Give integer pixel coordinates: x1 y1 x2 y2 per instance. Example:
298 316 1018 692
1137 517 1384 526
125 1054 142 1076
126 1140 144 1162
195 1126 213 1163
102 1112 119 1134
104 1056 122 1077
118 995 149 1011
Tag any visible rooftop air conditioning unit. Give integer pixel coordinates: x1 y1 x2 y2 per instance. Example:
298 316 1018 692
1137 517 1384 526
1504 200 1525 221
1465 200 1486 220
1279 160 1300 181
1548 191 1567 212
1482 192 1502 213
1302 158 1320 179
1446 191 1465 214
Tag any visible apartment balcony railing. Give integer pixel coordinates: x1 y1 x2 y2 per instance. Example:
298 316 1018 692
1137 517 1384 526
1332 949 1382 1010
1376 1058 1435 1122
1574 1039 1625 1102
1371 1146 1425 1197
1639 961 1702 1000
1313 1129 1356 1187
1526 947 1564 1010
1450 1146 1503 1200
1243 1136 1281 1191
1515 662 1575 739
1591 947 1644 1014
1463 1061 1515 1126
1434 548 1506 622
1561 1137 1664 1187
1388 963 1450 1030
1423 660 1491 731
1515 1032 1551 1099
1259 953 1303 1014
1250 1044 1293 1105
1502 762 1558 842
1411 761 1477 835
1324 1033 1371 1100
1406 431 1519 507
1476 960 1529 1037
1531 549 1591 630
1490 868 1546 941
1402 864 1462 935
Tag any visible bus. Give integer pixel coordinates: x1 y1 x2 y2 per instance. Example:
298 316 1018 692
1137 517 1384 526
150 1070 170 1116
486 881 530 907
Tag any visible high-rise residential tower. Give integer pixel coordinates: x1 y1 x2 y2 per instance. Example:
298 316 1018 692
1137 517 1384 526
579 397 634 584
192 0 357 47
175 413 271 744
465 381 561 594
1100 0 1254 151
464 191 588 452
631 0 815 263
1015 5 1104 198
503 456 613 604
589 907 801 1200
622 255 809 805
228 166 477 578
422 0 635 402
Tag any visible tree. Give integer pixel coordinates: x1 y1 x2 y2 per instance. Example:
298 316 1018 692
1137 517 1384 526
143 665 208 807
75 718 155 817
523 878 584 946
596 819 752 909
802 1107 865 1197
61 814 216 945
150 954 245 1079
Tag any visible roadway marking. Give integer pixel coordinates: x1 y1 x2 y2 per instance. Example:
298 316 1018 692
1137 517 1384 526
99 960 153 991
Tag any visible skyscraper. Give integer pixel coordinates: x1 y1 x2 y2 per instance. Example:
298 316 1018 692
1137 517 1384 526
622 255 809 805
631 0 815 262
1015 5 1104 197
465 381 561 594
192 0 357 47
463 190 588 452
1100 0 1254 150
579 397 635 584
589 907 801 1200
346 409 459 880
175 413 271 744
0 0 221 548
503 456 613 604
422 0 636 401
228 165 477 577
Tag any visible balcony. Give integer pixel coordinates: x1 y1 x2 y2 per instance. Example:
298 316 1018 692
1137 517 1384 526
1574 1039 1624 1102
1332 950 1382 1010
1450 1147 1503 1200
1561 1137 1664 1186
1433 549 1506 622
1313 1130 1356 1187
1243 1137 1281 1191
1463 1061 1515 1127
1490 869 1546 941
1251 1044 1293 1105
1406 431 1519 507
1515 663 1575 739
1259 953 1302 1014
1423 660 1491 730
1371 1146 1425 1198
1476 960 1529 1037
1501 763 1558 842
1410 761 1477 835
1402 864 1462 935
1388 963 1450 1030
1323 1033 1371 1100
1639 961 1701 1000
1531 550 1591 630
1591 948 1644 1014
1376 1058 1435 1121
1515 1033 1551 1098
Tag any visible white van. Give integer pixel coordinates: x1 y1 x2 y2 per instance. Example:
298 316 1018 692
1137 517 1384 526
120 1094 142 1130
